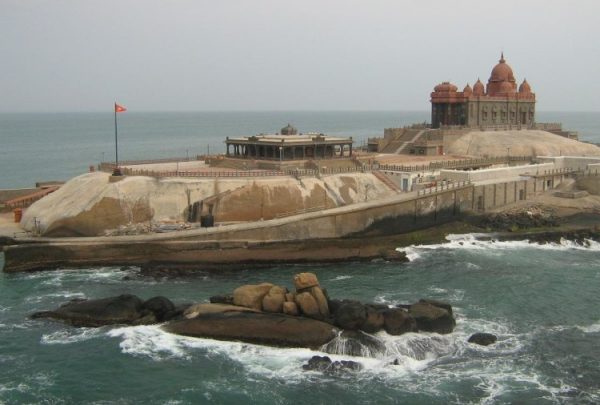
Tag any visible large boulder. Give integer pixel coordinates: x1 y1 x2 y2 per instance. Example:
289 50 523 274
409 302 456 334
233 283 274 310
295 292 321 319
262 286 288 313
332 300 367 330
164 311 338 348
282 301 300 316
293 272 320 291
310 286 330 318
142 296 176 322
468 332 497 346
31 294 147 327
382 308 417 335
360 305 385 333
418 299 453 315
183 303 260 319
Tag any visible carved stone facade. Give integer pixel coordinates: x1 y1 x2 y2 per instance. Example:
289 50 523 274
431 54 535 129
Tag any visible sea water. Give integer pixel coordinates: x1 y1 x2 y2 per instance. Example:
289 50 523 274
1 238 599 403
1 111 600 403
1 111 599 189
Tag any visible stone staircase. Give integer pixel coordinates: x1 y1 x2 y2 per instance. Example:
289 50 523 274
380 129 425 154
372 170 401 193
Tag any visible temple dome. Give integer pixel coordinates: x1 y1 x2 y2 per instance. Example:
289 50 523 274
280 123 298 135
498 80 515 94
489 52 516 83
519 79 532 94
473 79 485 96
434 82 458 92
463 84 473 94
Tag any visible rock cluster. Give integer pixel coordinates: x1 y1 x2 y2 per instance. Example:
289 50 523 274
480 205 558 232
31 272 457 349
201 273 455 337
223 273 332 321
302 355 362 373
31 294 182 327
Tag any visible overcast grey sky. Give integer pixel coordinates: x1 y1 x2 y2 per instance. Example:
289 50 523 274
2 0 599 112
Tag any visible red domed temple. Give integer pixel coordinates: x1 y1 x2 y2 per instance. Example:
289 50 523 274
431 53 535 128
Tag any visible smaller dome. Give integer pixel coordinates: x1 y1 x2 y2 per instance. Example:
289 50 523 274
473 79 485 96
519 79 532 94
497 81 514 94
434 82 458 92
463 84 473 94
280 123 298 135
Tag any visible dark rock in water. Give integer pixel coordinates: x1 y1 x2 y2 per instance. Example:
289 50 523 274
332 300 366 330
302 355 362 373
409 302 456 334
142 296 176 322
360 305 385 333
164 311 338 348
383 308 417 335
418 299 453 316
210 295 234 305
468 332 497 346
321 330 387 357
31 294 146 327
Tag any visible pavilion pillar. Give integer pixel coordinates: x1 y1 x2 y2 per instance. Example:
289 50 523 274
349 144 353 157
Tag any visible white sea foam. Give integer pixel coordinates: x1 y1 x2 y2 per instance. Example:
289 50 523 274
99 319 596 401
41 327 105 345
398 233 600 260
576 321 600 333
25 291 86 304
329 275 353 281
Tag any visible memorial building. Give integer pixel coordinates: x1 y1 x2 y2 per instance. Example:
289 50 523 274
225 124 354 161
431 53 536 128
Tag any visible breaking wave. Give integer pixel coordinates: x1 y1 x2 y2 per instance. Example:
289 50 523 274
399 233 600 261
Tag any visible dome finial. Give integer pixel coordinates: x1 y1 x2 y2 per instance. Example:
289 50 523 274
500 51 505 63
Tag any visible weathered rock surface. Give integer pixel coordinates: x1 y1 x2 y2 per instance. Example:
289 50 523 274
409 302 456 334
360 305 385 333
294 272 320 290
164 311 338 348
209 295 234 305
31 294 148 327
310 286 330 318
262 286 288 313
142 296 176 322
331 300 367 330
282 301 300 316
183 303 260 319
382 308 417 335
321 330 387 357
302 355 362 373
295 292 321 319
468 332 497 346
233 283 274 310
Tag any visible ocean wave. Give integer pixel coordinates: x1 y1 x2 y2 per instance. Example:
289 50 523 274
25 291 87 304
398 233 600 261
328 275 353 281
41 327 105 345
576 321 600 334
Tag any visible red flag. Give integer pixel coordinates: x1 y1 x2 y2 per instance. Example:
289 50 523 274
115 103 127 113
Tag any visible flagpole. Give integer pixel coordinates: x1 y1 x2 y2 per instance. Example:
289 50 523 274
114 102 119 169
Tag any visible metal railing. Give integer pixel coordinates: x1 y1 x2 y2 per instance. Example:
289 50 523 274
416 181 471 196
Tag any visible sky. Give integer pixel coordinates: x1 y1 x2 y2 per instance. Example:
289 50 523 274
1 0 599 112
